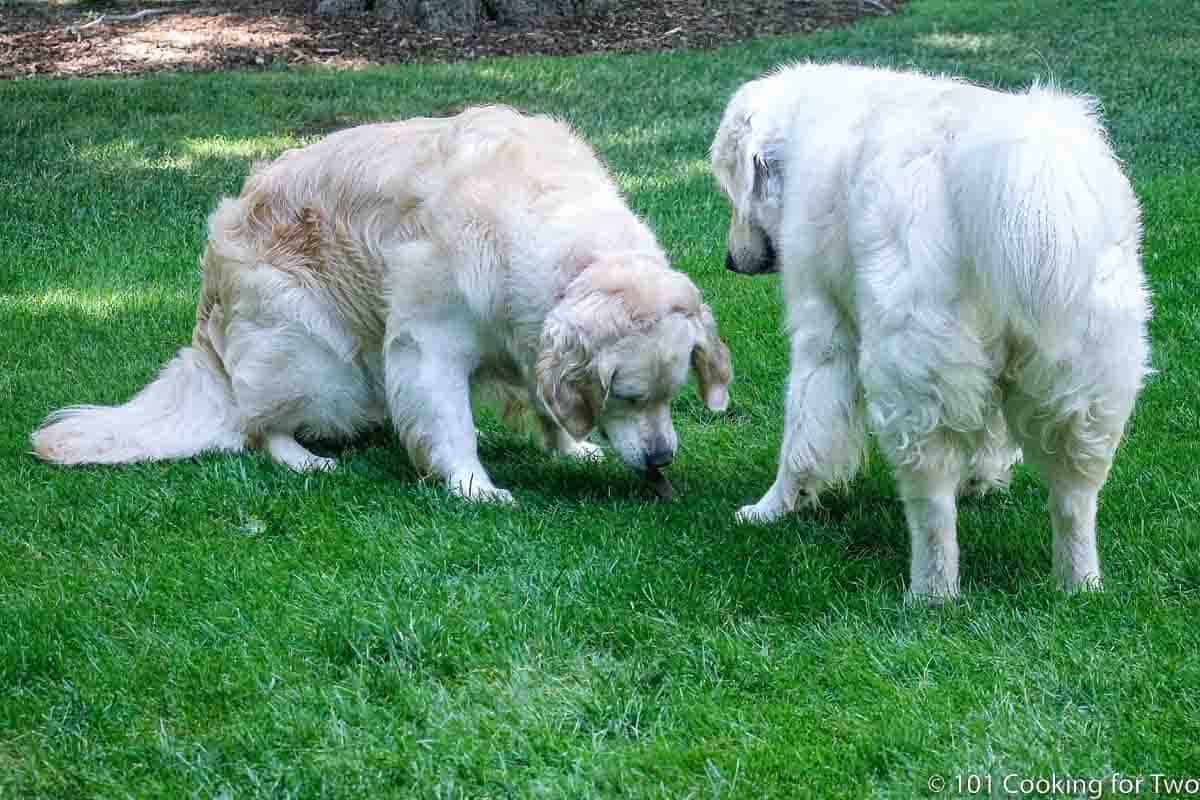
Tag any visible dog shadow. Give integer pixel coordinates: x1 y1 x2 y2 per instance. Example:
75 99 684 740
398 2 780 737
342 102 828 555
320 428 1048 604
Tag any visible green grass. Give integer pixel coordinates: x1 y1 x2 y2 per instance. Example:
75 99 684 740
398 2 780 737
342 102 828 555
3 1 1200 796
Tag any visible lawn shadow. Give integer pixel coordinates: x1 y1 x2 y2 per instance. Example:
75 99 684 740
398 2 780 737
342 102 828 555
644 460 1067 621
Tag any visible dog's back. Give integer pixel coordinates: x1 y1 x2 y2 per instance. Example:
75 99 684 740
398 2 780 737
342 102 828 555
765 65 1149 359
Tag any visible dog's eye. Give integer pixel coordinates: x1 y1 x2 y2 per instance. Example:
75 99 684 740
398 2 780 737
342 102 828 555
611 390 644 405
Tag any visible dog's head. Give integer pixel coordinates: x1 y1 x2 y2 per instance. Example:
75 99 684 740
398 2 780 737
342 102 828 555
710 79 787 276
536 258 732 473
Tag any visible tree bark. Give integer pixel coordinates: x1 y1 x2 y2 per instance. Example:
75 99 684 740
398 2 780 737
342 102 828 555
488 0 613 27
375 0 480 31
316 0 614 32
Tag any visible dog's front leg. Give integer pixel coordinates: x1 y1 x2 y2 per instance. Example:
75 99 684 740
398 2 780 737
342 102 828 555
385 326 513 504
737 311 864 523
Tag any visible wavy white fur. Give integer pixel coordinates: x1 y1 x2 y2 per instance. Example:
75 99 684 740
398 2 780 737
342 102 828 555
711 63 1151 598
32 106 733 502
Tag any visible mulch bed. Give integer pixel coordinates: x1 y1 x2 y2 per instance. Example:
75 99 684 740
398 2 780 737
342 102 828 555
1 0 904 79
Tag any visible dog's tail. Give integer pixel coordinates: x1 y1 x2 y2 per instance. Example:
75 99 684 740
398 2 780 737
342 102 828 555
952 82 1141 334
31 302 244 467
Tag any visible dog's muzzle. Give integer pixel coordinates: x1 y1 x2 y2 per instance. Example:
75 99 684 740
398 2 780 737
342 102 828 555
725 234 778 275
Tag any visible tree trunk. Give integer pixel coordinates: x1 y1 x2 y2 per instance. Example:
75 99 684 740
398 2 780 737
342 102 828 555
375 0 481 31
317 0 614 32
487 0 613 27
315 0 369 15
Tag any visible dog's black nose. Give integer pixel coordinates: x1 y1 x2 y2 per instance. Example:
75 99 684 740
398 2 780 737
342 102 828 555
725 251 737 272
645 449 674 468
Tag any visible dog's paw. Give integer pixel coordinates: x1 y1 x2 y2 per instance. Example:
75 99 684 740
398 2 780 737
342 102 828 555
454 485 516 505
905 579 960 604
471 486 515 505
959 469 1011 498
299 454 338 473
448 473 515 505
734 501 787 524
562 440 605 462
1057 570 1103 594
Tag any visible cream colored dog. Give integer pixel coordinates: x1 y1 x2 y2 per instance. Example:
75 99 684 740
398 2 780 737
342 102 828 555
33 106 733 502
712 64 1150 597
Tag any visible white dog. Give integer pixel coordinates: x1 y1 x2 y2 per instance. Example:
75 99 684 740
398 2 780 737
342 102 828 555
33 106 733 502
711 64 1150 597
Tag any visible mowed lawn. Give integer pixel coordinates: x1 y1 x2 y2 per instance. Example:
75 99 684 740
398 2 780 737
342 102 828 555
3 1 1199 796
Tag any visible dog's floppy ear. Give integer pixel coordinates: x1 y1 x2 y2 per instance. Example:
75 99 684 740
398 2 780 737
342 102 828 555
740 130 782 214
715 109 783 218
691 303 733 412
536 310 608 441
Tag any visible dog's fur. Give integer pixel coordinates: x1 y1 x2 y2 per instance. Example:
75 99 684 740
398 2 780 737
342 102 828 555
33 106 733 502
711 64 1150 597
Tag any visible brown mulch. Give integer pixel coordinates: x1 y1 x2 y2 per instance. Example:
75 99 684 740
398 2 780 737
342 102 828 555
0 0 904 80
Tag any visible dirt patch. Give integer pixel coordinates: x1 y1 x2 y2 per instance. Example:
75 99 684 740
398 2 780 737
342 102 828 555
1 0 904 79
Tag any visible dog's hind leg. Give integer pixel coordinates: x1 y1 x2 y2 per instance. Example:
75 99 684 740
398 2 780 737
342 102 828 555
1002 343 1145 592
265 432 337 473
736 303 865 523
854 292 993 599
222 312 384 474
893 444 968 601
1047 473 1104 592
223 314 383 473
862 340 987 601
1005 388 1111 591
860 324 978 599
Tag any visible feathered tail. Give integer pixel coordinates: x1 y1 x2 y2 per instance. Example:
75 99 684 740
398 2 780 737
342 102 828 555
31 333 243 466
951 83 1142 335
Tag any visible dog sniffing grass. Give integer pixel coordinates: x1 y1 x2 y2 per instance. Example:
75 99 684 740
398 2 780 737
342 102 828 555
29 107 733 501
3 1 1199 797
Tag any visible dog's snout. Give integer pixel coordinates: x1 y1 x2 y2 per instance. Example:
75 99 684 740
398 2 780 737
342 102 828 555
644 448 674 468
725 213 781 276
725 237 779 275
760 234 779 273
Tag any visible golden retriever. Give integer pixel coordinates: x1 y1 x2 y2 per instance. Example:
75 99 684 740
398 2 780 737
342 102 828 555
711 64 1150 597
33 106 733 502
